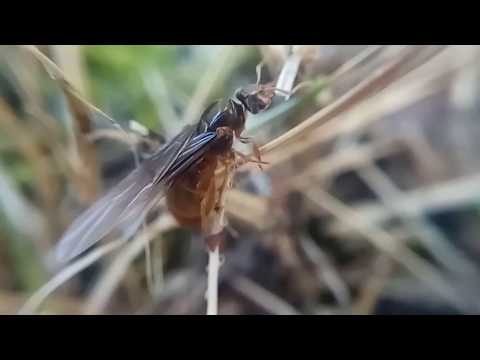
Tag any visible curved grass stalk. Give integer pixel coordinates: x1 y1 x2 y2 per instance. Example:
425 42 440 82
18 239 125 315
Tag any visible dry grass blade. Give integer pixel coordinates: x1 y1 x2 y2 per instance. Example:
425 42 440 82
0 98 60 212
327 172 480 236
142 70 180 138
1 291 85 315
144 228 155 296
181 45 240 126
330 45 386 80
259 46 422 155
19 46 98 201
226 142 402 232
87 129 137 145
9 45 479 316
148 239 165 295
226 190 272 231
62 83 101 202
50 46 88 96
244 46 387 138
305 187 473 312
275 54 301 97
0 162 46 242
263 46 468 170
289 141 404 192
230 275 301 315
20 45 130 136
20 45 144 200
17 239 125 315
300 237 351 308
83 215 176 315
351 255 395 315
357 163 480 281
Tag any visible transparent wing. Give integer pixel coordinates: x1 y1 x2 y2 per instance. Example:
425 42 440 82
55 124 199 264
116 131 218 241
166 131 217 182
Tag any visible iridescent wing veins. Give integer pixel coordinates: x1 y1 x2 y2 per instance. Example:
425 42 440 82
55 124 217 264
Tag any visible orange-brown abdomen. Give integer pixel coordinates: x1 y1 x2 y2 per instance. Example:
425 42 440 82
166 154 218 229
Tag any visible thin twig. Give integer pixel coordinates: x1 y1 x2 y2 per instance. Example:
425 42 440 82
203 189 229 315
206 246 220 315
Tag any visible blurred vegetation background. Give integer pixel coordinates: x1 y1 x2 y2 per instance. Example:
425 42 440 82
1 45 480 314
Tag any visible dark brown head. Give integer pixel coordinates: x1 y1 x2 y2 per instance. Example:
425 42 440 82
235 84 276 115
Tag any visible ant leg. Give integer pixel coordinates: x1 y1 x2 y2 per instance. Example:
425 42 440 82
235 136 269 170
251 142 269 171
234 149 269 171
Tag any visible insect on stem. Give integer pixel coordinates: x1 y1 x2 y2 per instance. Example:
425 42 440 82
48 58 301 315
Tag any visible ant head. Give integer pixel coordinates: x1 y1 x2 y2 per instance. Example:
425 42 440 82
235 83 276 114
